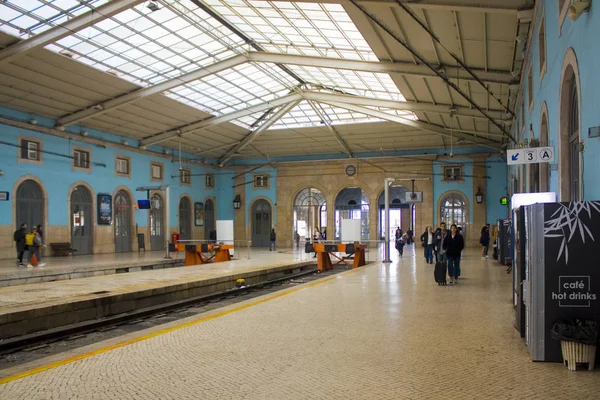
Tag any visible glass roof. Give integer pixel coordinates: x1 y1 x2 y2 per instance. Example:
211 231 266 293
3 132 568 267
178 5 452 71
0 0 413 129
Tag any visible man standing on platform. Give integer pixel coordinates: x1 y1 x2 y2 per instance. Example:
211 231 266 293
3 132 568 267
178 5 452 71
270 228 276 251
13 223 27 267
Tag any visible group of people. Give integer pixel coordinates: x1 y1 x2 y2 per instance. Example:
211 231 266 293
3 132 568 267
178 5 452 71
13 223 46 268
419 223 465 284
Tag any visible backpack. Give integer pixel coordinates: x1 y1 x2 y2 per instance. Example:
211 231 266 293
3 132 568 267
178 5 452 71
25 233 35 246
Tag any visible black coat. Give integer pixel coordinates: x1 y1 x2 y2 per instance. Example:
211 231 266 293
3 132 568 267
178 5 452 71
14 228 26 252
270 231 276 241
443 233 465 258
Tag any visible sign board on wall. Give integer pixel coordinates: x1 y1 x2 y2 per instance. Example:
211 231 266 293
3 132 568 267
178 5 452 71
194 202 204 226
507 147 555 165
97 194 112 225
0 191 9 201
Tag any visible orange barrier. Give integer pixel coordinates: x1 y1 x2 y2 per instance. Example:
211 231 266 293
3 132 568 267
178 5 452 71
175 243 234 266
312 243 367 271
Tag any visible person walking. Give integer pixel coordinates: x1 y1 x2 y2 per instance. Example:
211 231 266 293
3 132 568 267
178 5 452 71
270 228 276 251
434 222 449 264
13 223 28 267
395 233 406 257
480 224 490 259
420 226 435 264
443 224 465 284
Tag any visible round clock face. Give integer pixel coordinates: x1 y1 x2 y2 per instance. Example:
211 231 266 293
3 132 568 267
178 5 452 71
345 165 356 177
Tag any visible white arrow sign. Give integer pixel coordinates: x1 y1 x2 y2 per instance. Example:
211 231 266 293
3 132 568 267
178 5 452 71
507 147 554 165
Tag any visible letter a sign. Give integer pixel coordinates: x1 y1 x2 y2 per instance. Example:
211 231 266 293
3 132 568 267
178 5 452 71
507 146 555 165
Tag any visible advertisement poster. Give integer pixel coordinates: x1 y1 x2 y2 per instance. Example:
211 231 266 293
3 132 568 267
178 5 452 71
194 202 204 226
97 194 112 225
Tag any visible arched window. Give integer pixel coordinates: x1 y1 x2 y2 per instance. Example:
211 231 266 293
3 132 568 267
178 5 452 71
334 187 369 240
540 109 550 192
559 51 581 201
440 193 467 230
293 188 326 240
568 79 580 200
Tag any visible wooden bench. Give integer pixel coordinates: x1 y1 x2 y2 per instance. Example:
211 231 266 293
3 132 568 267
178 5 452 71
50 242 78 257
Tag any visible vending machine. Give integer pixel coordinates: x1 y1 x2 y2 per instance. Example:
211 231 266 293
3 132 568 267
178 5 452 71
522 202 600 362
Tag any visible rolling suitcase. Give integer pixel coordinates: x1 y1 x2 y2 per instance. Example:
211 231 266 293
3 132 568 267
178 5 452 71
434 261 447 285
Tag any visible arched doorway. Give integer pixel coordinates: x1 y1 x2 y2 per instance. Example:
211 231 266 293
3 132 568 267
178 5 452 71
377 186 410 240
179 196 192 240
114 190 132 253
71 185 92 255
251 199 272 248
293 188 327 241
16 180 44 233
149 193 165 251
439 192 468 238
204 199 215 240
559 51 581 201
540 108 550 192
334 187 369 241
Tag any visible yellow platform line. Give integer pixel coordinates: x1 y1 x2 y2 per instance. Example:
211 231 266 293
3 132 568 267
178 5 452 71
0 266 366 385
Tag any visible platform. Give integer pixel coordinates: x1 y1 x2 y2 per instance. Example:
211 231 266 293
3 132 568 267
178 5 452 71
0 250 315 340
0 247 598 399
0 251 185 288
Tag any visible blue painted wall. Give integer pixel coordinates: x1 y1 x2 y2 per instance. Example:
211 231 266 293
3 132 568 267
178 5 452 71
432 158 473 225
486 157 509 223
512 2 600 200
0 106 220 229
244 168 277 227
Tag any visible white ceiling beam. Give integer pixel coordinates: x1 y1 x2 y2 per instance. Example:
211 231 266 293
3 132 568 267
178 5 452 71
322 101 503 150
219 101 302 166
354 0 524 14
247 52 513 85
0 0 146 65
307 100 353 157
301 91 506 120
57 54 247 127
139 93 302 147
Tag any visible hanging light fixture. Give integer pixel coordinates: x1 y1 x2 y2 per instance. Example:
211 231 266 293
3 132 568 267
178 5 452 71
233 195 241 210
476 188 484 204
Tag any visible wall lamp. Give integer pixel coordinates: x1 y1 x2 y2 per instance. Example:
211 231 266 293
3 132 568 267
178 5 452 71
476 188 484 204
233 195 241 210
569 0 591 20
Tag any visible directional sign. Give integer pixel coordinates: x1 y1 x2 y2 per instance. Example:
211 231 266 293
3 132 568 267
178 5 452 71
507 146 554 165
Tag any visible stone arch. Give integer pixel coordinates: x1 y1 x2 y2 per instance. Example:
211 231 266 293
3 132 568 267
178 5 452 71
112 186 135 253
539 102 550 192
67 181 96 253
437 190 470 238
177 194 193 240
12 175 49 244
558 48 582 201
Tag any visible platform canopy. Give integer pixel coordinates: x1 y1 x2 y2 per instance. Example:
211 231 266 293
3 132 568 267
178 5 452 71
0 0 533 164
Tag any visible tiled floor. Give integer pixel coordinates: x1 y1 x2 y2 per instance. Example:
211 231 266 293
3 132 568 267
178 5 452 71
0 246 598 399
0 249 309 312
0 250 179 274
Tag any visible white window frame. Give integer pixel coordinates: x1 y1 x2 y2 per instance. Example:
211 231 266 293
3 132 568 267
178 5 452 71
73 148 91 170
151 162 163 182
180 168 191 186
205 174 214 188
253 174 269 188
115 156 130 177
18 136 43 166
442 165 464 182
